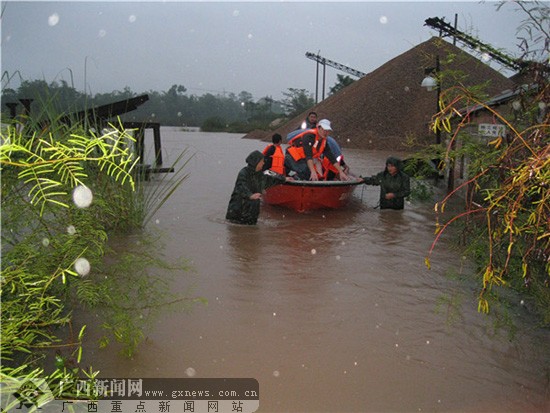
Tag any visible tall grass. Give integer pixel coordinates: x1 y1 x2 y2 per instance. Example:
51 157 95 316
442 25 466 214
1 96 197 409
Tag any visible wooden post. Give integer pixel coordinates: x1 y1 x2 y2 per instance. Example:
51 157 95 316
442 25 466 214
153 124 162 165
136 126 145 163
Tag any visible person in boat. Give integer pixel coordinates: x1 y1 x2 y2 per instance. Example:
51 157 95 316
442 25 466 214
262 133 285 175
322 135 349 180
286 111 319 142
226 150 289 225
285 119 350 181
300 111 318 130
361 156 411 210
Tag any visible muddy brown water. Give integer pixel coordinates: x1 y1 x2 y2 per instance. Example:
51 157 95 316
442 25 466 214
80 127 549 412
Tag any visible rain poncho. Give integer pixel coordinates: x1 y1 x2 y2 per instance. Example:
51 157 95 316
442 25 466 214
226 150 285 225
363 157 411 210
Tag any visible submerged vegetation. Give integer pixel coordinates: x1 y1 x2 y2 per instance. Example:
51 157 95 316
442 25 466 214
0 104 196 409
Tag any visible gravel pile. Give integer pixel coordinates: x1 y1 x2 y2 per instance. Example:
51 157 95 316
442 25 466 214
247 37 516 152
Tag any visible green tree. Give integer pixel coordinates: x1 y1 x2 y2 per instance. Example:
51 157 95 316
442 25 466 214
281 88 315 117
329 74 355 95
2 77 280 130
238 90 254 104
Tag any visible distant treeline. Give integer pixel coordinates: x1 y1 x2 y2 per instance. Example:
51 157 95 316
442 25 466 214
0 79 304 132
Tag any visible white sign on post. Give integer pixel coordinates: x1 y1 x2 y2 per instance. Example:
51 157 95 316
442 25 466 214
478 123 506 137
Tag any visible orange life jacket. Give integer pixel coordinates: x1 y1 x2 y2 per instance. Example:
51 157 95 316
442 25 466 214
286 129 327 162
322 156 338 179
262 144 285 175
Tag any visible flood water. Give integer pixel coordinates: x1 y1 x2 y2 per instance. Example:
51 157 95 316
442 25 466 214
81 127 550 412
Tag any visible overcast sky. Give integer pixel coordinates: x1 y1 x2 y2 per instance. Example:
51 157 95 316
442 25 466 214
1 1 530 101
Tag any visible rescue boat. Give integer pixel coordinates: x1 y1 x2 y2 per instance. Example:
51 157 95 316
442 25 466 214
264 178 363 213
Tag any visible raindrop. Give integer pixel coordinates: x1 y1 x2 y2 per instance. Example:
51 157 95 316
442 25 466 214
273 370 280 377
177 112 182 117
42 238 50 247
98 29 107 38
404 86 410 92
335 255 341 261
379 16 388 24
73 185 93 208
395 343 399 347
48 13 60 26
481 52 491 62
311 249 317 255
67 225 76 235
232 9 240 17
426 340 430 344
247 33 253 39
520 300 525 306
273 312 276 316
155 219 160 224
128 15 137 23
185 367 196 377
74 257 91 276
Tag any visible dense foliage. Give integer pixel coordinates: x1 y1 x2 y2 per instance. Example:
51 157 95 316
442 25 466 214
425 1 549 323
0 110 195 409
0 80 303 131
